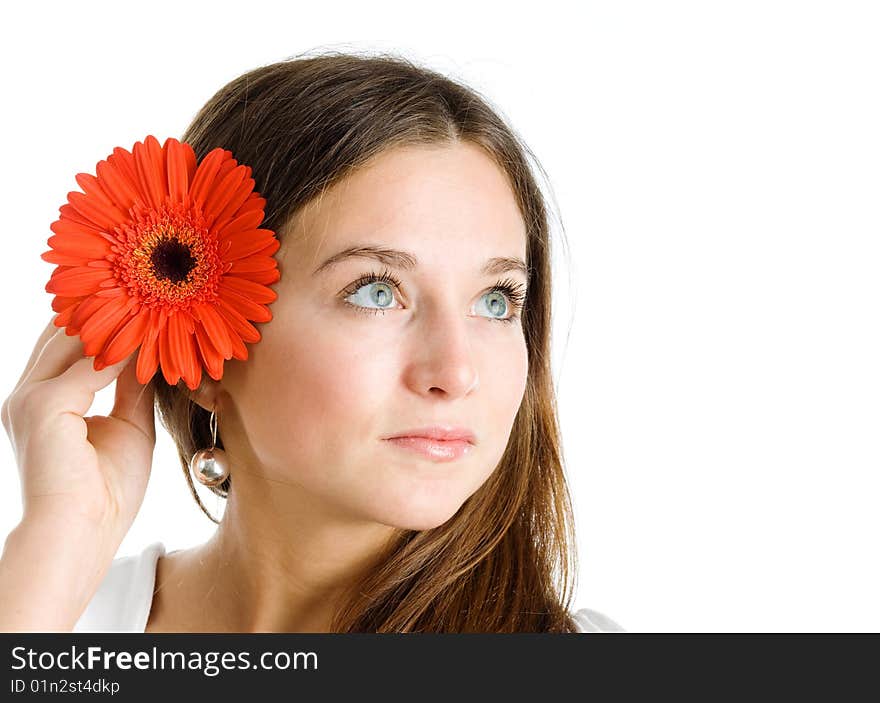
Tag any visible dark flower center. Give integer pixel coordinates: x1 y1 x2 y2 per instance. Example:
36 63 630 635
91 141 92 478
151 238 197 284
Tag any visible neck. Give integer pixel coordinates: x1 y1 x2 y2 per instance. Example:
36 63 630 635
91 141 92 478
198 474 399 632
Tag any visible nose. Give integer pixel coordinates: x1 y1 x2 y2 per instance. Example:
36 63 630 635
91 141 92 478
403 303 479 398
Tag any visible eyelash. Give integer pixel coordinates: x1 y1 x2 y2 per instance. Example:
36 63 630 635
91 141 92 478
341 267 527 324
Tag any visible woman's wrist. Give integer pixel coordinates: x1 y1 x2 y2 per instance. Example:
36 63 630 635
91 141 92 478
0 514 121 632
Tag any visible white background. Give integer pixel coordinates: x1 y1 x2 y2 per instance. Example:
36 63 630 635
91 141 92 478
1 1 877 632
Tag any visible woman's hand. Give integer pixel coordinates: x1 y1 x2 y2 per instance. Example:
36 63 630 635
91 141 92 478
1 313 156 543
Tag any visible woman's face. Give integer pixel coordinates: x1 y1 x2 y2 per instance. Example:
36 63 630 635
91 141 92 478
215 141 530 531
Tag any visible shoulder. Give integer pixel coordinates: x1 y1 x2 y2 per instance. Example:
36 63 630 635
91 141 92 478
72 541 165 633
571 607 626 633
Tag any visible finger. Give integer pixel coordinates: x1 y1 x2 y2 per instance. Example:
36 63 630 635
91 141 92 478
48 352 137 419
24 324 90 386
109 350 156 443
12 314 69 391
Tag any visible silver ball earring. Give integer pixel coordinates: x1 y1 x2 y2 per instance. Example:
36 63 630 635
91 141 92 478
189 408 230 487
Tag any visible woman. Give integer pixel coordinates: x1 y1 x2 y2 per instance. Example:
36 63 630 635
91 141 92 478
0 50 623 633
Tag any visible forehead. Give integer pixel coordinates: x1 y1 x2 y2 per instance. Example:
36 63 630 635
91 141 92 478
282 141 528 272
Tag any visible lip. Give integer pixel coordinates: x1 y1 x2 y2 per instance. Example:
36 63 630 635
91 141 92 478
382 426 476 462
384 426 476 443
383 436 474 462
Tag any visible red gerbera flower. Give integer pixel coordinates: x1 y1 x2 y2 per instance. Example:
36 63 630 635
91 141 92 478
41 135 280 391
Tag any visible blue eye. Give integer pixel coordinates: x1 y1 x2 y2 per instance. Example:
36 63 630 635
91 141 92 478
344 278 398 311
341 268 526 324
477 290 511 320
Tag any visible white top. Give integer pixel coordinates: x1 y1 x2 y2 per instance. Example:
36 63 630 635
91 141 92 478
73 541 624 633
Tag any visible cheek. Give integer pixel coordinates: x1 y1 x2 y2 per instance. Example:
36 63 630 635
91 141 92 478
485 331 529 448
241 312 396 469
507 332 530 403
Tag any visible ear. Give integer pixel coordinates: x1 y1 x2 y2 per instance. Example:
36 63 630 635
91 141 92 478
187 378 222 414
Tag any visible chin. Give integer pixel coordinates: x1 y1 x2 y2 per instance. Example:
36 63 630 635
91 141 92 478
373 500 465 532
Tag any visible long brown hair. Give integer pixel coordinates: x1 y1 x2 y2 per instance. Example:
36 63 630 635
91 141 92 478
151 48 580 632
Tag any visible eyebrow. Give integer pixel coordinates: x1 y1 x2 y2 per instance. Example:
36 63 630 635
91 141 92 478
312 245 530 281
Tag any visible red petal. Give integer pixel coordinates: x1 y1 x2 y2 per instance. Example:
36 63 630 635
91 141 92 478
203 165 248 227
59 202 100 229
158 314 181 385
90 300 139 366
50 216 107 239
94 281 126 295
67 295 109 335
192 302 234 359
133 135 167 210
214 208 265 240
230 268 281 286
135 309 162 384
41 250 91 266
165 137 190 204
45 267 113 297
189 148 227 206
206 172 253 231
55 302 78 327
87 259 113 270
229 334 248 361
221 229 278 261
226 255 278 274
255 238 280 257
107 147 141 197
95 157 142 211
67 191 126 231
212 176 256 230
220 275 277 304
241 192 267 211
169 311 201 391
214 177 262 229
79 295 131 356
50 295 81 313
74 173 118 213
214 152 237 182
47 230 112 259
100 305 151 365
229 193 267 222
194 322 226 381
183 143 197 183
215 293 263 341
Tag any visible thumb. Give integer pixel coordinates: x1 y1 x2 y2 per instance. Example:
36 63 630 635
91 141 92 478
109 350 156 443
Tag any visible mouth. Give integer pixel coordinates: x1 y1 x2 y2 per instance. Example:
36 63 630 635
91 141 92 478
383 436 475 462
